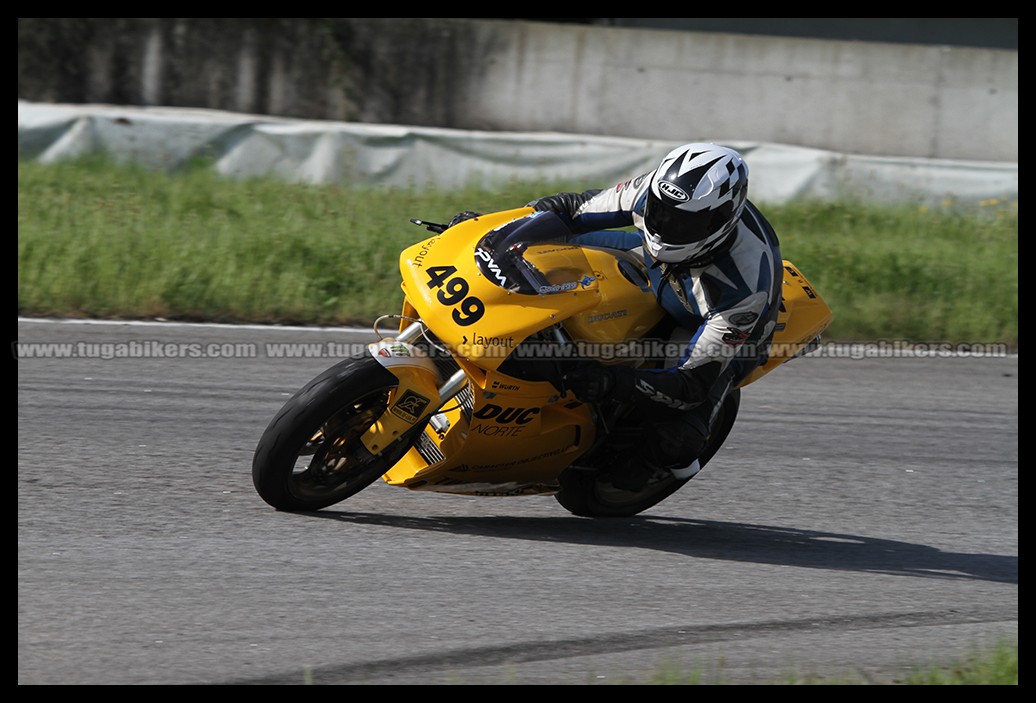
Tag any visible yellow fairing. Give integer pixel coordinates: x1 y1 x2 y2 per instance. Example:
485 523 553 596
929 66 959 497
381 375 596 495
738 260 833 387
383 209 606 494
398 209 602 371
562 247 665 364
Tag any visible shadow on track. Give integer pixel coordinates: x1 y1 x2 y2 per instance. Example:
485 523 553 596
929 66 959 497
294 511 1016 584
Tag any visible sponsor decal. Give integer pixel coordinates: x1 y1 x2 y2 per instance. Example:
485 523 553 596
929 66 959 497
377 342 412 358
469 404 541 437
409 237 440 269
587 309 629 324
491 380 521 392
472 404 540 424
730 312 758 326
657 180 689 202
452 446 568 473
634 380 695 410
527 245 580 256
462 333 515 348
474 247 509 287
471 423 525 437
389 389 431 423
580 275 596 288
538 281 579 294
721 328 751 346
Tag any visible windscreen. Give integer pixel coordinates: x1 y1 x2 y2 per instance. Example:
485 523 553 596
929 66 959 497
473 211 593 295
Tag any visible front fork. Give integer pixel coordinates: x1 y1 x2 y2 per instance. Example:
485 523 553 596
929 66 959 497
360 321 468 455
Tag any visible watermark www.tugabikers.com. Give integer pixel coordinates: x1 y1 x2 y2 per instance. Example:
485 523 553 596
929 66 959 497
13 339 263 360
11 339 398 360
12 338 1014 361
798 340 1013 359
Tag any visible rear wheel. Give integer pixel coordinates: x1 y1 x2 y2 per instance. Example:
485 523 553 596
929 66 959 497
252 355 414 511
554 390 740 517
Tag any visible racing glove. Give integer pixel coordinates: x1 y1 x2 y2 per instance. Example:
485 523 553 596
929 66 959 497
525 190 602 230
563 361 636 404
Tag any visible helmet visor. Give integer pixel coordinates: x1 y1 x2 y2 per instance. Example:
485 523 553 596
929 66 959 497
645 192 733 244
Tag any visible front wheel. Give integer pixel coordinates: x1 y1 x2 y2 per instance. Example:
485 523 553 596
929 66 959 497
554 390 740 518
252 355 413 511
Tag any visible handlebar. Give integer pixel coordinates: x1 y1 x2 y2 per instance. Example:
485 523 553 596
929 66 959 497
409 211 583 295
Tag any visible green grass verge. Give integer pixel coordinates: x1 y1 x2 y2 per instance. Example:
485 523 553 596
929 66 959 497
18 156 1017 347
569 639 1018 684
297 639 1018 684
644 639 1019 685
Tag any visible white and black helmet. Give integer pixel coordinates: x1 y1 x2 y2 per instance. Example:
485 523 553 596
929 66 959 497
642 143 749 264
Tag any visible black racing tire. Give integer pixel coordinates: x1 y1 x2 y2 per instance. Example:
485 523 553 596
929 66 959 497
252 355 414 511
554 389 741 518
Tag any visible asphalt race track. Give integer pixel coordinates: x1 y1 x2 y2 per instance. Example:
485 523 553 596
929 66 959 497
17 318 1018 685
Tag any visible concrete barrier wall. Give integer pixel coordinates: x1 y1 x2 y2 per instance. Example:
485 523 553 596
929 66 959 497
17 18 1017 163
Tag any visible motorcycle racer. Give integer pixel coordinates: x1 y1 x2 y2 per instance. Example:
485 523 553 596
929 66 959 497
524 143 784 490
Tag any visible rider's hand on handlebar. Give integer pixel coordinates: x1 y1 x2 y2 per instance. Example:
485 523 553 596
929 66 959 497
446 211 482 229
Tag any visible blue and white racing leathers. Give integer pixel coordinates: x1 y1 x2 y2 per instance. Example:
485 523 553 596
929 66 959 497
529 175 783 470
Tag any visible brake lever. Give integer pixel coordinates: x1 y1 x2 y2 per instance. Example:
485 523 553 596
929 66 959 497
410 219 448 234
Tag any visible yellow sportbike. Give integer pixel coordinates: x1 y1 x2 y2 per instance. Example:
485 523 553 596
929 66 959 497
252 208 832 517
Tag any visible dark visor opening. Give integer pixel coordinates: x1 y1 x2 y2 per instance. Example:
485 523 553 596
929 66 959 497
645 192 732 244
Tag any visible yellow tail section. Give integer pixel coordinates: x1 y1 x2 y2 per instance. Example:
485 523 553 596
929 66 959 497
738 261 832 387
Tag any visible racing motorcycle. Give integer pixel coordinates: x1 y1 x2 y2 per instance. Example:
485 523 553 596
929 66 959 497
252 208 832 517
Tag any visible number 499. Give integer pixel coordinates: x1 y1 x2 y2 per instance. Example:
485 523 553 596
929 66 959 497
425 265 485 326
